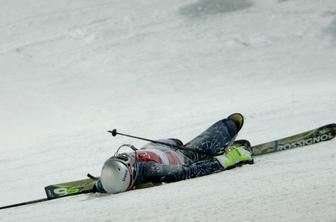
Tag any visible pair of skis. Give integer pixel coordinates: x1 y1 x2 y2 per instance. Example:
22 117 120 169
1 123 335 210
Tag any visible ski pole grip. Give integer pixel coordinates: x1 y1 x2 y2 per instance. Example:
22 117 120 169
108 129 118 136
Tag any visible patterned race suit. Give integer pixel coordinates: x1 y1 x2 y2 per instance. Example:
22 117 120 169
95 116 240 192
134 117 239 184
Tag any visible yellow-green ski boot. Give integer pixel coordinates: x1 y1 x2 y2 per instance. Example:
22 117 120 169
215 140 254 169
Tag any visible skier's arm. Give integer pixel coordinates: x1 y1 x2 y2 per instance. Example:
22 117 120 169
155 159 223 183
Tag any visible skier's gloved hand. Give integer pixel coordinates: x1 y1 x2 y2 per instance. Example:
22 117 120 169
94 179 107 193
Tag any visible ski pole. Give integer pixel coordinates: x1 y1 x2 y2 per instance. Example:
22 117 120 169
0 198 49 210
108 129 210 155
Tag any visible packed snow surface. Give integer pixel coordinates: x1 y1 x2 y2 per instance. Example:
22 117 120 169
1 0 336 221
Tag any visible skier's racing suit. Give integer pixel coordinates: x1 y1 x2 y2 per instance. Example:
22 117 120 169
95 117 244 192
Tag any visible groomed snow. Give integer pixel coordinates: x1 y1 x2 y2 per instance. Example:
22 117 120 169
0 0 336 221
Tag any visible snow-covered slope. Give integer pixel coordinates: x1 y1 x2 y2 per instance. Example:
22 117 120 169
1 0 336 221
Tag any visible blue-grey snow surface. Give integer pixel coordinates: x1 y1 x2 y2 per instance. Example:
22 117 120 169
0 0 336 221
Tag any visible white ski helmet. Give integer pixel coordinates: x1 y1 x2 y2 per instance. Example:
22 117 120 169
100 145 138 194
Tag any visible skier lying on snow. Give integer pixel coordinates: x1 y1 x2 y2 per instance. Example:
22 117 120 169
94 113 254 194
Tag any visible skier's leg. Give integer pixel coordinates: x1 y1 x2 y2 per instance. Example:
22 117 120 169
160 158 223 183
161 141 253 183
183 113 244 160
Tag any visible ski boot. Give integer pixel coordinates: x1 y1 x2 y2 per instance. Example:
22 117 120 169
214 140 254 170
228 113 244 132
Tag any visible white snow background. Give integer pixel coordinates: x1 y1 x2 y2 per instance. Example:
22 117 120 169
1 0 336 221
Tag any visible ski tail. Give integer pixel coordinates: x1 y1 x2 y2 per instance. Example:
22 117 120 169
45 177 97 199
0 177 97 210
252 123 336 156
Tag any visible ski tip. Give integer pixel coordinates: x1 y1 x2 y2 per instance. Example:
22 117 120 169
320 123 336 137
330 123 336 133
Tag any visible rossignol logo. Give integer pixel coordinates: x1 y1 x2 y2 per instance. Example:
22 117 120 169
278 133 333 151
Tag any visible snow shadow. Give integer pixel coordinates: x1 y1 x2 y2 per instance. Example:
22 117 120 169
180 0 254 18
324 15 336 43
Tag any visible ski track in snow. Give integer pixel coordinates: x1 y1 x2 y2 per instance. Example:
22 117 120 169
1 0 336 221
